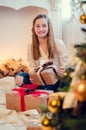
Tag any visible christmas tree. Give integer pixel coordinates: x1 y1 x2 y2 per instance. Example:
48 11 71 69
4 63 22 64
40 43 86 130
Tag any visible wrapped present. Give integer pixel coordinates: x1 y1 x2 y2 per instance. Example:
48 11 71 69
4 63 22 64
29 69 43 85
29 62 58 85
6 88 52 112
6 86 36 111
39 63 58 85
6 92 23 111
25 90 50 112
6 87 27 111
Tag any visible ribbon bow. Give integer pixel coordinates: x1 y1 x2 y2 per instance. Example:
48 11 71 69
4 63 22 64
42 62 53 68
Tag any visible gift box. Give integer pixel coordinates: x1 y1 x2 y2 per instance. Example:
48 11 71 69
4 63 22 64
39 65 58 85
6 89 52 112
25 91 48 112
29 70 43 85
6 92 23 111
29 62 58 85
24 89 54 112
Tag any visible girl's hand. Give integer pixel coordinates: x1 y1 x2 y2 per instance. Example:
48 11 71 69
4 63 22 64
57 67 65 77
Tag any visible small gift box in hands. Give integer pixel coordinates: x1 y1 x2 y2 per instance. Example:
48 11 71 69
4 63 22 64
29 62 58 85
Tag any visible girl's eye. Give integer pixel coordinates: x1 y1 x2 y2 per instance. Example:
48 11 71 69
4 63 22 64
42 25 47 27
35 24 47 28
35 25 40 27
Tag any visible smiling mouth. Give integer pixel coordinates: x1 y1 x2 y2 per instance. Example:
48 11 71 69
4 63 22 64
38 32 45 34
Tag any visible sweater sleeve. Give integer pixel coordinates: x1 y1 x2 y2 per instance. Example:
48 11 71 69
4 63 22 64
55 39 69 68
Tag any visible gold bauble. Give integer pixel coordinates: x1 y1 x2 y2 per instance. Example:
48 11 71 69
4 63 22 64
41 116 52 130
80 14 86 24
42 118 50 126
48 98 61 113
41 115 50 126
73 80 86 101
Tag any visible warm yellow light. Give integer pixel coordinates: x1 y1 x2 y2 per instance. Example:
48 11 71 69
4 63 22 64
64 72 67 76
77 84 85 92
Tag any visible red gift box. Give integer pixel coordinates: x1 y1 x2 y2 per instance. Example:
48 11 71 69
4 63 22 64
6 88 51 112
6 88 27 111
6 84 37 111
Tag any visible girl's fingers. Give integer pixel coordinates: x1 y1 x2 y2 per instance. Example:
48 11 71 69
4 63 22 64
57 67 65 77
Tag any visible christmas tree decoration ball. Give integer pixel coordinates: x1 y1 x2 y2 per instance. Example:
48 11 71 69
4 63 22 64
73 80 86 101
48 98 61 113
80 14 86 24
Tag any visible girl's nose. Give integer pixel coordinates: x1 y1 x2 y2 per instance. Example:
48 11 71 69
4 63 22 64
39 26 43 30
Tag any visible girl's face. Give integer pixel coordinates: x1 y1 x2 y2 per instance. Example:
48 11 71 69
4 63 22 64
34 18 48 38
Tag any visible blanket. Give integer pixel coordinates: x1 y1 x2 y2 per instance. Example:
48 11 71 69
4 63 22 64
0 76 39 130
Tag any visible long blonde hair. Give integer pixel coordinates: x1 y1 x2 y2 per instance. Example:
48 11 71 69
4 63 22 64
31 14 57 60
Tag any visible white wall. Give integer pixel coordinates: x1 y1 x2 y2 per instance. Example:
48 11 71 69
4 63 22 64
62 18 86 59
62 19 86 48
0 6 47 62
